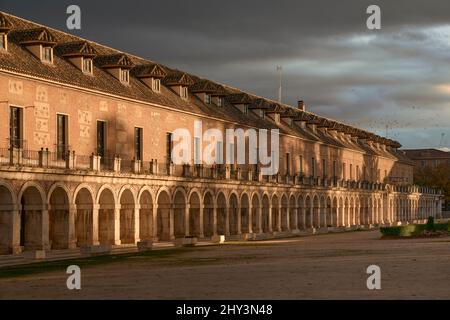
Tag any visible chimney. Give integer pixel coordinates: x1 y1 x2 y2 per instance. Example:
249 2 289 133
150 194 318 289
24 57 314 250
298 100 305 111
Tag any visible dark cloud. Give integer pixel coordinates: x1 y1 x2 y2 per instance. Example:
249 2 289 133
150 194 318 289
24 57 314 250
1 0 450 148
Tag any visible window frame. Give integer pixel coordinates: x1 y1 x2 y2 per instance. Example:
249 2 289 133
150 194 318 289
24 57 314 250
42 46 53 63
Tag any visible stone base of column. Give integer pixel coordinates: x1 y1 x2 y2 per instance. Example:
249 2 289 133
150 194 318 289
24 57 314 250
68 241 77 249
23 250 46 260
137 240 153 251
211 235 225 243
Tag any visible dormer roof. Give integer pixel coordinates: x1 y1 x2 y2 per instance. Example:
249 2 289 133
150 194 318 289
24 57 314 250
265 103 285 114
189 79 219 93
0 12 13 32
12 27 57 46
226 93 253 105
162 70 194 86
55 40 97 58
95 53 134 69
132 63 167 79
248 97 271 109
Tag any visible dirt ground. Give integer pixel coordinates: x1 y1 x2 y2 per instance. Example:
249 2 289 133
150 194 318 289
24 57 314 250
1 230 450 299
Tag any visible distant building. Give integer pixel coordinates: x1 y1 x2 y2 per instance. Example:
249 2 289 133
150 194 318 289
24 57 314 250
403 149 450 212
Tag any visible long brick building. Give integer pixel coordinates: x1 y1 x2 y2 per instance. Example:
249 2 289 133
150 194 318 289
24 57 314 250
0 12 443 255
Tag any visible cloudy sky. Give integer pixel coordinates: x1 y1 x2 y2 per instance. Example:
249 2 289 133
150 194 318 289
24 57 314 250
1 0 450 149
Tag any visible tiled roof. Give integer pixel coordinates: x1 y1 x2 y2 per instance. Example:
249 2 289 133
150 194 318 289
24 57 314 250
403 149 450 159
95 53 134 69
55 40 97 57
10 27 57 45
131 63 167 78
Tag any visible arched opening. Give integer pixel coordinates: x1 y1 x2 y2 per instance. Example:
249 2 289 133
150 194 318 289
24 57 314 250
271 195 279 231
98 188 116 245
203 192 214 237
229 193 239 235
332 197 338 227
0 185 15 254
320 196 326 228
173 190 186 238
120 189 136 244
217 192 227 235
49 187 70 249
281 195 289 231
305 196 312 228
156 190 171 241
262 194 270 232
75 188 93 247
189 192 201 237
139 190 153 241
251 194 260 233
240 194 250 234
20 186 44 250
297 196 304 229
289 195 297 230
312 196 320 228
326 197 332 227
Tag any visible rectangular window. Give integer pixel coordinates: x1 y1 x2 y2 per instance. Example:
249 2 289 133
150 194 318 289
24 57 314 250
333 160 337 178
120 69 129 83
205 94 211 104
260 109 265 119
322 159 327 177
217 97 223 107
356 165 360 180
0 34 5 50
216 140 223 164
10 106 22 148
227 141 235 165
311 157 316 178
299 155 303 176
152 78 161 92
342 163 346 180
194 136 201 164
286 153 291 175
350 164 353 180
42 46 52 62
97 121 106 157
56 114 68 160
244 105 249 115
134 127 143 161
275 114 280 124
82 58 93 74
166 132 173 163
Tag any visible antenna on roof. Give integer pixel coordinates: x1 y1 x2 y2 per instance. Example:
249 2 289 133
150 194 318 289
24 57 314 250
276 65 282 103
439 132 445 148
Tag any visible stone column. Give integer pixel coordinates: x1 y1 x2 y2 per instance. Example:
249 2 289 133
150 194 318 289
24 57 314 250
169 205 175 240
134 204 140 244
199 206 204 238
185 204 190 236
212 205 218 236
286 206 291 231
90 204 100 246
113 206 121 245
248 203 253 234
10 206 21 254
152 203 158 240
225 204 230 236
236 204 241 235
42 206 50 250
268 205 273 233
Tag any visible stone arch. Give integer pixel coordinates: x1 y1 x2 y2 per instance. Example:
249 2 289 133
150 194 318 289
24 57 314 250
18 182 46 251
305 195 312 228
156 189 171 240
297 195 305 229
48 186 70 249
74 186 94 247
216 191 227 235
98 187 116 245
203 190 215 237
119 188 136 244
326 196 332 227
281 194 289 231
229 192 239 235
251 192 261 233
188 190 201 237
240 192 250 234
320 195 326 228
312 195 320 228
289 194 297 230
271 194 280 231
173 189 187 238
138 188 153 241
0 182 17 254
262 193 270 232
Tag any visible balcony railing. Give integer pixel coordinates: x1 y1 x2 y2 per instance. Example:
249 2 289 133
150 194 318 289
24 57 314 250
0 146 441 195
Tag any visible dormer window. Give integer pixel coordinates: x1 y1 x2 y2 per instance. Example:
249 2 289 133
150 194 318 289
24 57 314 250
217 97 224 107
120 69 129 84
152 78 161 92
244 105 249 115
260 109 265 119
42 46 53 63
181 86 189 99
274 114 280 124
82 57 93 74
205 94 211 104
0 33 6 50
